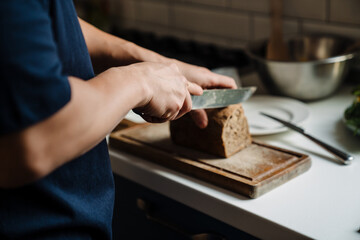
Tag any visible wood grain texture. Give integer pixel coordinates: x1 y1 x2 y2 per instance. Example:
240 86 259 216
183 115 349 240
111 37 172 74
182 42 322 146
109 122 311 198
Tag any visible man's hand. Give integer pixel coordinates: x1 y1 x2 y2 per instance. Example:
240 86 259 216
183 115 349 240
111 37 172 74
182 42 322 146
79 18 237 128
174 60 237 89
128 62 203 123
173 60 237 128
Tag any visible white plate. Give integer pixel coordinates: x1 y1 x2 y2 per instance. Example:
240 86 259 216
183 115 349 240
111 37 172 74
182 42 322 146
242 95 309 135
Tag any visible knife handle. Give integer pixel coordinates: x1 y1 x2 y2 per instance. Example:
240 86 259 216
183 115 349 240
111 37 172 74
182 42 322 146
302 132 354 165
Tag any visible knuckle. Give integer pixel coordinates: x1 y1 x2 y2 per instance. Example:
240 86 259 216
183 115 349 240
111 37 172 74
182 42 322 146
175 102 182 112
170 62 179 71
181 76 188 85
208 77 217 86
198 66 210 76
199 66 208 73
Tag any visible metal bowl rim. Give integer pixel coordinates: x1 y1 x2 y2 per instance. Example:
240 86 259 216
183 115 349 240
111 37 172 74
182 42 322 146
246 49 356 64
245 36 357 64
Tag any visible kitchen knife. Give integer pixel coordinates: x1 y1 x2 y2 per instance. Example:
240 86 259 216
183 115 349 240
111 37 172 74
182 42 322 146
191 87 256 110
260 112 354 165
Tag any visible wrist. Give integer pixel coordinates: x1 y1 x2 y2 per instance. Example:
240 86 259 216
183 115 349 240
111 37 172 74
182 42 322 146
126 41 171 64
110 40 140 65
131 66 153 109
111 65 152 109
91 67 150 111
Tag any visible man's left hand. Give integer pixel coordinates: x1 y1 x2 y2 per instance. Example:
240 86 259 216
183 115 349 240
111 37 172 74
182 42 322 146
173 60 237 128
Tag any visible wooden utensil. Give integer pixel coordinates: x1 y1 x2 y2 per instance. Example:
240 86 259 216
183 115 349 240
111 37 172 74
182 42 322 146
266 0 289 61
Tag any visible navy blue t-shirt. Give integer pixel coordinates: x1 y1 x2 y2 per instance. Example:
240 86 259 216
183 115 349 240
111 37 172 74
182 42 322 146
0 1 114 239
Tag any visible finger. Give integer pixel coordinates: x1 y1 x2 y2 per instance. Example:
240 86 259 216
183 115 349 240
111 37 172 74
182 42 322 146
174 91 192 120
187 81 203 95
189 109 208 128
216 75 237 89
162 109 179 122
208 74 237 89
161 110 173 120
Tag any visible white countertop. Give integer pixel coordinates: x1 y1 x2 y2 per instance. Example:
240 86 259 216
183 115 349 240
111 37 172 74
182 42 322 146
109 84 360 240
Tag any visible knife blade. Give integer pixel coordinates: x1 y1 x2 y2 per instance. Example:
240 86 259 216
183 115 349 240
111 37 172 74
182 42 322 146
260 112 354 165
191 87 256 110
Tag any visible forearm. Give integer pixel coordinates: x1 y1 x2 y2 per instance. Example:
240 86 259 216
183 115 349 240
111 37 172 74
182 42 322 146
79 18 170 72
0 68 146 188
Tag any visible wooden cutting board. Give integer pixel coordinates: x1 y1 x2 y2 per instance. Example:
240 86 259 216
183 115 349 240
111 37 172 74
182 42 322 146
109 121 311 198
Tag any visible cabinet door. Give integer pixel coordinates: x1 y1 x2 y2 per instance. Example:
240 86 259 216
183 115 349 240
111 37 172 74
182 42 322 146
112 174 258 240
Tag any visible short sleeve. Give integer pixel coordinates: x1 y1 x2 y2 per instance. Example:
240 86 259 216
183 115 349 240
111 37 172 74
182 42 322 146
0 0 71 135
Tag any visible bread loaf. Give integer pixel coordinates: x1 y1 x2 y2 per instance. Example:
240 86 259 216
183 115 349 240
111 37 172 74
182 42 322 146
170 104 252 158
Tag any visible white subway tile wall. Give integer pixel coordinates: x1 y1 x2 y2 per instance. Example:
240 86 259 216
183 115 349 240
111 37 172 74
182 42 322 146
230 0 268 13
137 1 169 26
303 21 360 39
173 6 250 40
110 0 360 49
283 0 327 20
183 0 228 8
253 16 298 40
330 0 360 24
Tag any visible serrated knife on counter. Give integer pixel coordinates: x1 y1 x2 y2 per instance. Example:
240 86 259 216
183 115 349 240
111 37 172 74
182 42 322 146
191 86 256 110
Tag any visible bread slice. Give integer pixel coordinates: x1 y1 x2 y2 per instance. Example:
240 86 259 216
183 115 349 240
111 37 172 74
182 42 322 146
170 104 252 158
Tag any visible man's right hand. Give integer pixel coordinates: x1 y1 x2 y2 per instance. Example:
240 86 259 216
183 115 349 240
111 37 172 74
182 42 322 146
127 62 203 123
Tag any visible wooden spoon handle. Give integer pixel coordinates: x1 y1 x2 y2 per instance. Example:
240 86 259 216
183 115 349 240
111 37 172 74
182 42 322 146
270 0 283 35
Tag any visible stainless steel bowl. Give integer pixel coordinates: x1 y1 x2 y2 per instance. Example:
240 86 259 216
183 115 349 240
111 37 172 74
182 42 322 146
246 35 356 101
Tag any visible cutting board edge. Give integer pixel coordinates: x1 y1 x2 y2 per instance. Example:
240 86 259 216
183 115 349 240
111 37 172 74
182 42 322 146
109 134 255 197
109 129 311 198
249 155 311 198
